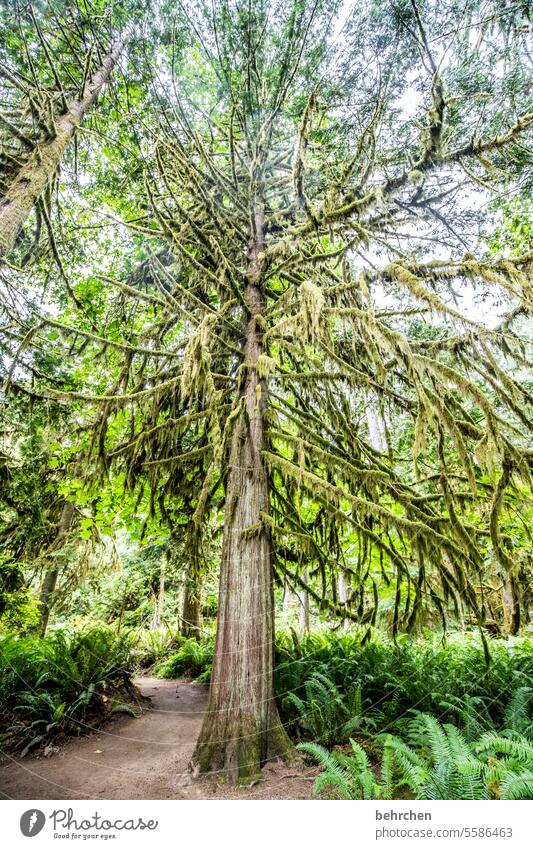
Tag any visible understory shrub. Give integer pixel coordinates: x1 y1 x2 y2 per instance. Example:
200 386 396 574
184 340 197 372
0 626 138 754
132 627 180 668
275 630 533 736
152 637 214 680
299 712 533 800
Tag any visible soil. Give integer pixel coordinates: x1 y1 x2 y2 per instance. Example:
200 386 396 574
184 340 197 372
0 677 316 800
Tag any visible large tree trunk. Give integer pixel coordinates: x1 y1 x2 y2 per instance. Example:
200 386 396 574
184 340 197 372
38 501 75 637
180 559 201 640
192 206 292 782
0 39 124 260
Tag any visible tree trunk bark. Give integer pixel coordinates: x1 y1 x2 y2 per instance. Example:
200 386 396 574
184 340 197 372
0 39 124 260
298 569 310 632
151 558 166 630
192 205 292 782
502 576 520 636
38 501 75 637
337 571 349 629
366 406 388 452
38 568 59 638
181 559 201 640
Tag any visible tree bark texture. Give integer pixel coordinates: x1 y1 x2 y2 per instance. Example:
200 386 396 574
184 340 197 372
192 206 292 782
0 39 124 259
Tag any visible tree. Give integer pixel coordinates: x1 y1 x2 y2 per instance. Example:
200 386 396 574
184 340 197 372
1 0 532 781
0 0 127 263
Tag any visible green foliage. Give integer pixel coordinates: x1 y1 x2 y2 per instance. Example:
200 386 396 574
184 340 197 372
487 198 532 256
110 701 139 718
503 688 533 739
152 637 214 681
475 733 533 800
300 713 533 800
299 739 382 799
0 626 137 753
0 558 40 631
282 671 371 745
276 630 533 733
389 712 489 800
133 627 179 668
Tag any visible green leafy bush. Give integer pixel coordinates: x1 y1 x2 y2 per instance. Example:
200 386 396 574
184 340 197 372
0 626 137 754
282 671 376 745
276 630 533 736
132 627 180 668
300 713 533 800
153 637 213 680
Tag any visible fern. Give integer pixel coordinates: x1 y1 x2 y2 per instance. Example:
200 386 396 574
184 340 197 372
298 740 381 799
110 702 139 717
503 687 533 738
0 627 138 752
283 671 370 745
301 714 533 800
499 772 533 800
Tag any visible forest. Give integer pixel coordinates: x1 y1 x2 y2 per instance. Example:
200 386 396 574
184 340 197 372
0 0 532 802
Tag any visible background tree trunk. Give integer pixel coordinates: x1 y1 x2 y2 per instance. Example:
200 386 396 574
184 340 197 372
502 577 520 636
38 501 75 637
180 560 201 640
366 406 388 452
298 569 310 633
337 572 349 629
192 206 292 782
0 39 124 260
38 568 59 638
151 558 166 630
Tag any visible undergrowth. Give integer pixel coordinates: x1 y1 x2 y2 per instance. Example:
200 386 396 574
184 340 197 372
0 626 139 755
299 712 533 800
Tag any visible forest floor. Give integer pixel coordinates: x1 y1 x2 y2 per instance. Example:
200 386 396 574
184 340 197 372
0 677 315 800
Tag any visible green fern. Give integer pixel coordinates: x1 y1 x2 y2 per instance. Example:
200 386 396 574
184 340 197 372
503 687 533 738
298 740 382 799
300 714 532 800
499 772 533 800
283 671 370 745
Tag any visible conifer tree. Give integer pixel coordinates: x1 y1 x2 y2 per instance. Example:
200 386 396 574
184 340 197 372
1 0 532 780
0 0 129 262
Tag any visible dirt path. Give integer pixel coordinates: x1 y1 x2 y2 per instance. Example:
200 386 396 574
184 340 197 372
0 678 314 800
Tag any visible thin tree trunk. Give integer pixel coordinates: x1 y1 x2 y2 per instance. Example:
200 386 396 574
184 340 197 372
192 205 292 782
157 557 165 624
38 569 59 638
502 577 520 636
180 560 201 640
0 39 124 260
337 572 349 629
38 501 75 637
298 569 310 633
366 406 387 452
151 558 166 630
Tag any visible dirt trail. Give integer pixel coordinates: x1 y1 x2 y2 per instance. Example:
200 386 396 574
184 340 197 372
0 678 314 800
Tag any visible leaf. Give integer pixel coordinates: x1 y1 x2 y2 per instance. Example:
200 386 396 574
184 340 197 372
20 735 44 758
